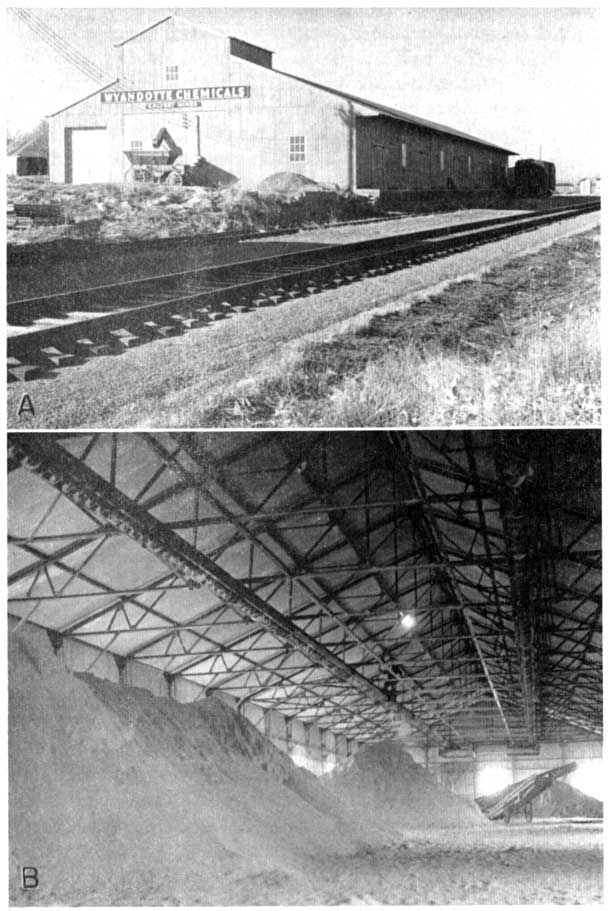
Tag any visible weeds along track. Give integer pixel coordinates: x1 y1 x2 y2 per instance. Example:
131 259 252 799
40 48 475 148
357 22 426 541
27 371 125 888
7 202 600 382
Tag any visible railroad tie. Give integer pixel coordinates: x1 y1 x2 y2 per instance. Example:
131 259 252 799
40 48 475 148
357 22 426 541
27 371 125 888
284 285 302 298
192 307 213 321
248 295 269 308
204 305 229 321
142 321 182 339
75 338 113 357
40 347 76 368
7 357 43 383
232 303 252 314
109 328 141 349
170 314 205 330
219 300 238 314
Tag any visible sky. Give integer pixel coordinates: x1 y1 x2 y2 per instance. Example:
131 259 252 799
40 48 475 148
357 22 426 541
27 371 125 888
5 6 601 182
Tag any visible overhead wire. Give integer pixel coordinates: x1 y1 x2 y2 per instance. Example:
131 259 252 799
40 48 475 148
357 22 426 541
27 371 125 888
11 8 195 134
11 8 110 85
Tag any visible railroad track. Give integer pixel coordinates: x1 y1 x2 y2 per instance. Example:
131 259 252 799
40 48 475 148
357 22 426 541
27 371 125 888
7 202 600 382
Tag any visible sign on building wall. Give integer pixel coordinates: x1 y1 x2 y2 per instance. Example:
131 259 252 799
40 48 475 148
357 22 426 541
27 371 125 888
101 86 251 110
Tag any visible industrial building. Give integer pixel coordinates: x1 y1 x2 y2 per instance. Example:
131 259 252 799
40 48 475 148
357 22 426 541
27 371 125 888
578 176 601 196
48 15 515 190
8 430 603 905
7 121 49 176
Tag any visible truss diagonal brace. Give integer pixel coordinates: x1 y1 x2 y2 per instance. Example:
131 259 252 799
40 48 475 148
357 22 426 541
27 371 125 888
495 432 538 746
388 431 514 742
10 434 433 740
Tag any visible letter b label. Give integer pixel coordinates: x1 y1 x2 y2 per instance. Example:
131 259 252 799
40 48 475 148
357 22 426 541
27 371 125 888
21 867 39 889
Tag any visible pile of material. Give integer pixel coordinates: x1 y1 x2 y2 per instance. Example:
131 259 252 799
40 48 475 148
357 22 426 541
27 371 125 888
256 171 330 196
533 781 603 819
478 775 603 821
9 625 492 905
8 628 387 905
323 740 487 830
7 176 379 245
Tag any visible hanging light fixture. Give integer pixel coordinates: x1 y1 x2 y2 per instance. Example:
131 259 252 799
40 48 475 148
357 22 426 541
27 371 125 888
400 612 416 632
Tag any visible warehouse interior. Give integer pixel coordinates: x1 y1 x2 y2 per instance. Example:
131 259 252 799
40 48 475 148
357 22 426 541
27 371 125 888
7 430 603 905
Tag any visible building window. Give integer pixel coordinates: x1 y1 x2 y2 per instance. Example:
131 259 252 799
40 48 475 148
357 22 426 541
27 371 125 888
289 135 306 162
130 140 143 151
440 149 445 171
401 142 407 168
467 155 472 174
166 65 179 81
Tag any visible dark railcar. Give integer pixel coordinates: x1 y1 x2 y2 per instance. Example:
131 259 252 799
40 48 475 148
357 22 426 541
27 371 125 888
509 159 556 197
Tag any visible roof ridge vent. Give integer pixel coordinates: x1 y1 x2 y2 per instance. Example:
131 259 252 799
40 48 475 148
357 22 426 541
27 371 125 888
229 36 273 69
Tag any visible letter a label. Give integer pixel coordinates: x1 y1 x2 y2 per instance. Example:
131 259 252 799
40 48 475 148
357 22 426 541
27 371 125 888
18 394 35 417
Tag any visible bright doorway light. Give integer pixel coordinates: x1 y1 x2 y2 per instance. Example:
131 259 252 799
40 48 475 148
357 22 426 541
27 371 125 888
477 764 512 796
568 760 604 800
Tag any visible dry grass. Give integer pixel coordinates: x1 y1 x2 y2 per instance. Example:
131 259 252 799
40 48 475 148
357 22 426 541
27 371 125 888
205 300 600 428
7 175 379 244
312 304 600 426
203 230 601 428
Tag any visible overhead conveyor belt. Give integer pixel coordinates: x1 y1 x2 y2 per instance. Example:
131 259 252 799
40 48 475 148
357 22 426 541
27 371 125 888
8 432 436 741
7 430 602 745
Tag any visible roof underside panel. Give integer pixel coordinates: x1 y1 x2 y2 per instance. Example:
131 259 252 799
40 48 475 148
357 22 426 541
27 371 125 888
7 431 601 747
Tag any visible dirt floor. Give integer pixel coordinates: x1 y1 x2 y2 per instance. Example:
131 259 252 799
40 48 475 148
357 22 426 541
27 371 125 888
263 824 604 906
7 210 600 429
9 626 603 906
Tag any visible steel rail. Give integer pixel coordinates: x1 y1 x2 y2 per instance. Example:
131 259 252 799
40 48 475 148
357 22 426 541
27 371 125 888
7 208 577 317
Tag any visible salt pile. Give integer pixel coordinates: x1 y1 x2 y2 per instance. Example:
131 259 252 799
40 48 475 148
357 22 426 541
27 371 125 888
533 781 603 819
478 777 603 821
323 740 487 830
8 628 385 906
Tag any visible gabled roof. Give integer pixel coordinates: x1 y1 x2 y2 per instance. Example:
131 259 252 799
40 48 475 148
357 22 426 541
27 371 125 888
48 81 119 118
7 121 49 158
273 68 517 155
115 14 226 47
53 12 516 155
114 15 172 46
